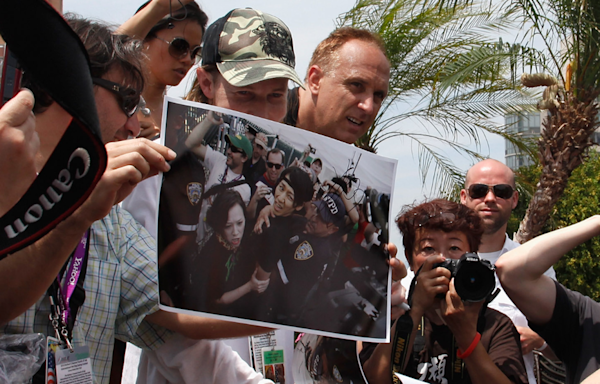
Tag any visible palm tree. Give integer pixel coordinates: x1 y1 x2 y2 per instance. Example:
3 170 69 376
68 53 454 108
511 0 600 243
337 0 541 193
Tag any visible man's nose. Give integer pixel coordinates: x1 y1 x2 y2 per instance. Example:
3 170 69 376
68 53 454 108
126 113 141 139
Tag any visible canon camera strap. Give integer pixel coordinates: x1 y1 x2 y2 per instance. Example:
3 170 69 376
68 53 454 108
0 0 106 257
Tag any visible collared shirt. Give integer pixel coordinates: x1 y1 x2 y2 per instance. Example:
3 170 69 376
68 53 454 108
2 206 170 383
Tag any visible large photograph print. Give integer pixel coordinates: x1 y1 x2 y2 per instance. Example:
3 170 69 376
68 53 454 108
156 96 397 342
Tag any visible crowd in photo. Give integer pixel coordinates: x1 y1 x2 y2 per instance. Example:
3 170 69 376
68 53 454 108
2 0 600 384
155 105 391 339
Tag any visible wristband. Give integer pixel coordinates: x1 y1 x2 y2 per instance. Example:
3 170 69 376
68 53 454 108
538 341 548 351
457 332 481 359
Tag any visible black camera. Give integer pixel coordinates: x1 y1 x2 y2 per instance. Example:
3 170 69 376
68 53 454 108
434 253 495 302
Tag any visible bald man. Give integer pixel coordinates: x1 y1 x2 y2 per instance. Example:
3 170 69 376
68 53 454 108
460 159 556 383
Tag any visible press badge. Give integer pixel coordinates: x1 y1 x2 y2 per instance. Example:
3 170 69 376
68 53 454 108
262 346 285 384
46 338 93 384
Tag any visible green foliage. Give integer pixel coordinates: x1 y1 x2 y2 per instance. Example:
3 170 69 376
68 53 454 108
512 151 600 300
508 0 600 95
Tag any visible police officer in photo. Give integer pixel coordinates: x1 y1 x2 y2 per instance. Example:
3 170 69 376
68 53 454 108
264 193 348 327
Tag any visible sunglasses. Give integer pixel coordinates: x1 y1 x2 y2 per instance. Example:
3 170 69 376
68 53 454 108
92 78 141 117
266 161 283 170
229 145 244 154
156 36 201 63
468 183 514 200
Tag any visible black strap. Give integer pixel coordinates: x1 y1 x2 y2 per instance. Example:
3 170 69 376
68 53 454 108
0 0 106 257
391 314 416 381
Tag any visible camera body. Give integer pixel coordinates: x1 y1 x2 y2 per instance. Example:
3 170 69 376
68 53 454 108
434 253 495 302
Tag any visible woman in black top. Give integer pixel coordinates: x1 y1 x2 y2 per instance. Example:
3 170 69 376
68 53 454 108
188 190 267 315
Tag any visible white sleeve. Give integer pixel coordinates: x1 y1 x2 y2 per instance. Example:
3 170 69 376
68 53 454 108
122 174 161 238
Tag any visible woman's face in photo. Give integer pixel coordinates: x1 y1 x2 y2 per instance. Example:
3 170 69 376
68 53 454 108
223 204 245 249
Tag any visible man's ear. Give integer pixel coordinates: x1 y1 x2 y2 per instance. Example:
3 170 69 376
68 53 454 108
306 65 324 96
511 188 519 210
197 67 216 100
459 188 468 204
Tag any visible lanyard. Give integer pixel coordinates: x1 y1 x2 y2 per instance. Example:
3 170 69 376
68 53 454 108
220 165 243 184
48 229 90 350
58 231 89 325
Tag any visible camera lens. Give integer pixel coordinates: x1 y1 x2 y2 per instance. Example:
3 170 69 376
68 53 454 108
454 254 495 302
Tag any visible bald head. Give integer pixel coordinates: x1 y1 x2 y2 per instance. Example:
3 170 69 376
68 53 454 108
461 159 518 242
465 159 516 189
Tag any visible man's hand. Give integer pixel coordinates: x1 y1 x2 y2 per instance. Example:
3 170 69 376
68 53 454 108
206 111 223 126
386 244 409 319
75 138 176 223
516 326 545 355
249 268 269 293
254 205 275 234
0 89 40 216
254 185 272 201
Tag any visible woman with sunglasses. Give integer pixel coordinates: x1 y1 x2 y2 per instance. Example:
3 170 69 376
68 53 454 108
118 0 208 139
360 199 528 384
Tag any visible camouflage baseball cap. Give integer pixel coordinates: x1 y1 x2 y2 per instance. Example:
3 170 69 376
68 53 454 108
202 8 304 88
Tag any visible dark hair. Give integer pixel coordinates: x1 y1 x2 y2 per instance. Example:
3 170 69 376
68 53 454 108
267 148 285 164
206 190 247 234
311 158 322 167
276 166 313 207
396 199 483 266
24 14 145 113
136 1 208 38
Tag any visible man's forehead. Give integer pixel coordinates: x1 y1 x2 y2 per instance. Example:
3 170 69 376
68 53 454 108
466 161 514 185
268 151 283 162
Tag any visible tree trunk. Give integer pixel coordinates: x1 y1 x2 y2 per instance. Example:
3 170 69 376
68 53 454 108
515 89 600 243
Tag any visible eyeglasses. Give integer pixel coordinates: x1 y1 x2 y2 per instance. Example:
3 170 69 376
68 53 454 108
266 162 283 170
228 145 244 154
467 183 514 200
92 78 141 117
155 36 201 63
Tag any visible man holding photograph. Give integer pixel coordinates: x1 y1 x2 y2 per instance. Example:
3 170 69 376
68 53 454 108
284 27 390 145
127 7 307 384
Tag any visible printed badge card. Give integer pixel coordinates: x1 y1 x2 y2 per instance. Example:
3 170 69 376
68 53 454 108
156 96 397 342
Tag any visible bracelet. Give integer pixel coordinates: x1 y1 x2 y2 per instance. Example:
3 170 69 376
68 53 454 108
457 332 481 359
538 341 548 351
